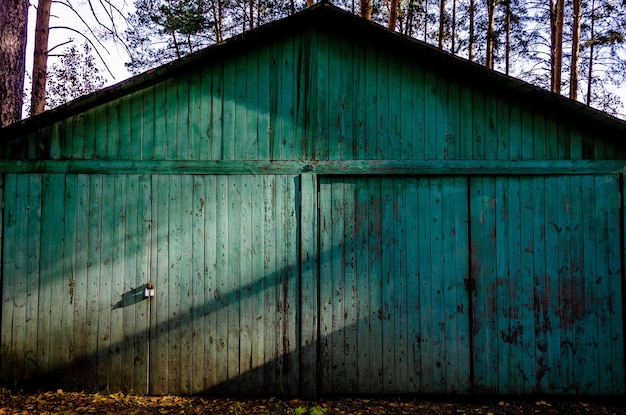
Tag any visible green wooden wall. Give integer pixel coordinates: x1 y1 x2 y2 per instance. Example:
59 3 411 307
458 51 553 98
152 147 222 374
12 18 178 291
1 5 625 396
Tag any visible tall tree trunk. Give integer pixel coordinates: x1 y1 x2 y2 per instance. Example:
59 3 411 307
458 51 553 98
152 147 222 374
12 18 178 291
30 0 52 115
307 0 314 6
485 0 496 69
505 0 511 75
360 0 371 19
586 0 596 105
438 0 446 49
451 0 457 53
249 0 254 29
389 0 399 30
569 0 582 100
468 0 475 61
549 0 565 94
0 0 28 126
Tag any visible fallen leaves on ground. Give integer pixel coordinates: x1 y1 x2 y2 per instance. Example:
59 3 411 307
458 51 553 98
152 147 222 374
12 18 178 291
0 388 624 415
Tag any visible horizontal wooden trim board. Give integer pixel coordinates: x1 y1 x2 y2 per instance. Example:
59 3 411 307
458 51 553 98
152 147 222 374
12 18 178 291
1 159 625 175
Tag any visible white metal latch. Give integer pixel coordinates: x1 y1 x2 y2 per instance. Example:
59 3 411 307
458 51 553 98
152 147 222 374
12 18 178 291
144 281 155 298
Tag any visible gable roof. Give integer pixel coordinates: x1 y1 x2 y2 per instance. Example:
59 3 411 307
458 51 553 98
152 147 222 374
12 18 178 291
2 1 626 139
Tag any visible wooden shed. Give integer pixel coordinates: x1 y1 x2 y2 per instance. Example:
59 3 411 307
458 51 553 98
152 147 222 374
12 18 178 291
1 2 626 397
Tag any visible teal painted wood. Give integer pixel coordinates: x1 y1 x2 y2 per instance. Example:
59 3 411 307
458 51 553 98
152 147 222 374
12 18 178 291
470 175 625 394
318 176 471 394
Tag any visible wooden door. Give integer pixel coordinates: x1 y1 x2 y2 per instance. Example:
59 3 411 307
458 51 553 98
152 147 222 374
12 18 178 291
470 175 625 394
318 176 471 394
147 174 301 395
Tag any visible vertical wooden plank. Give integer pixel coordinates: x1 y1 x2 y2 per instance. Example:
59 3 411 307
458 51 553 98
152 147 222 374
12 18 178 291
280 38 296 161
190 176 205 393
533 113 547 159
233 55 247 161
404 178 420 392
581 174 600 394
203 176 218 391
142 86 155 160
387 54 402 160
14 175 30 381
445 79 460 160
330 178 346 391
428 177 447 392
484 91 498 160
97 175 114 391
340 37 355 160
167 175 182 394
596 175 623 393
494 177 510 393
376 48 389 160
532 176 549 392
497 96 510 160
176 76 190 160
469 176 493 392
165 78 179 161
93 105 108 159
318 177 332 394
127 92 142 159
393 178 408 391
250 175 266 391
195 67 210 159
179 176 194 394
417 178 434 392
118 95 132 160
61 175 77 387
262 175 277 394
285 175 299 394
325 36 340 160
71 114 85 159
257 46 271 160
399 59 414 160
458 85 473 160
300 173 318 397
25 175 42 384
519 176 536 393
315 32 329 160
380 178 395 392
363 45 377 160
214 176 229 393
1 175 17 382
471 86 485 160
368 178 383 392
343 178 358 392
210 63 224 160
153 82 167 160
106 101 120 159
109 175 126 391
239 176 253 393
150 175 169 394
545 117 559 160
119 175 135 393
246 49 259 160
509 104 522 161
226 176 241 393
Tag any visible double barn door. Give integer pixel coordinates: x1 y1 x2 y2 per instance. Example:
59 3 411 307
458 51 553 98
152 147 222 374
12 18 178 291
318 175 624 395
2 173 624 395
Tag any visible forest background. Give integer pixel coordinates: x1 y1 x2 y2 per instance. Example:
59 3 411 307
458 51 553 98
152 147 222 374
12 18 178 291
1 0 625 128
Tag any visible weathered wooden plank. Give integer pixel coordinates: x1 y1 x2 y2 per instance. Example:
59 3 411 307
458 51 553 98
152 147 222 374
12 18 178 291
314 31 329 160
153 82 167 160
61 175 77 386
209 63 224 160
189 176 205 393
300 173 318 397
318 178 333 394
392 178 408 392
165 78 179 161
280 37 296 161
1 175 17 381
167 175 182 394
257 46 271 160
194 66 209 160
484 91 498 160
213 176 229 393
352 178 370 393
202 176 218 391
285 175 299 394
119 175 137 393
238 176 253 393
497 95 510 160
126 92 141 160
249 175 266 392
106 101 120 159
342 178 358 393
245 49 259 160
508 103 522 161
380 178 395 392
367 178 383 392
109 175 126 391
262 175 277 394
25 175 42 383
5 159 626 175
141 86 155 160
226 176 241 393
179 175 194 394
71 114 85 159
118 94 132 160
176 76 190 160
404 179 420 392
